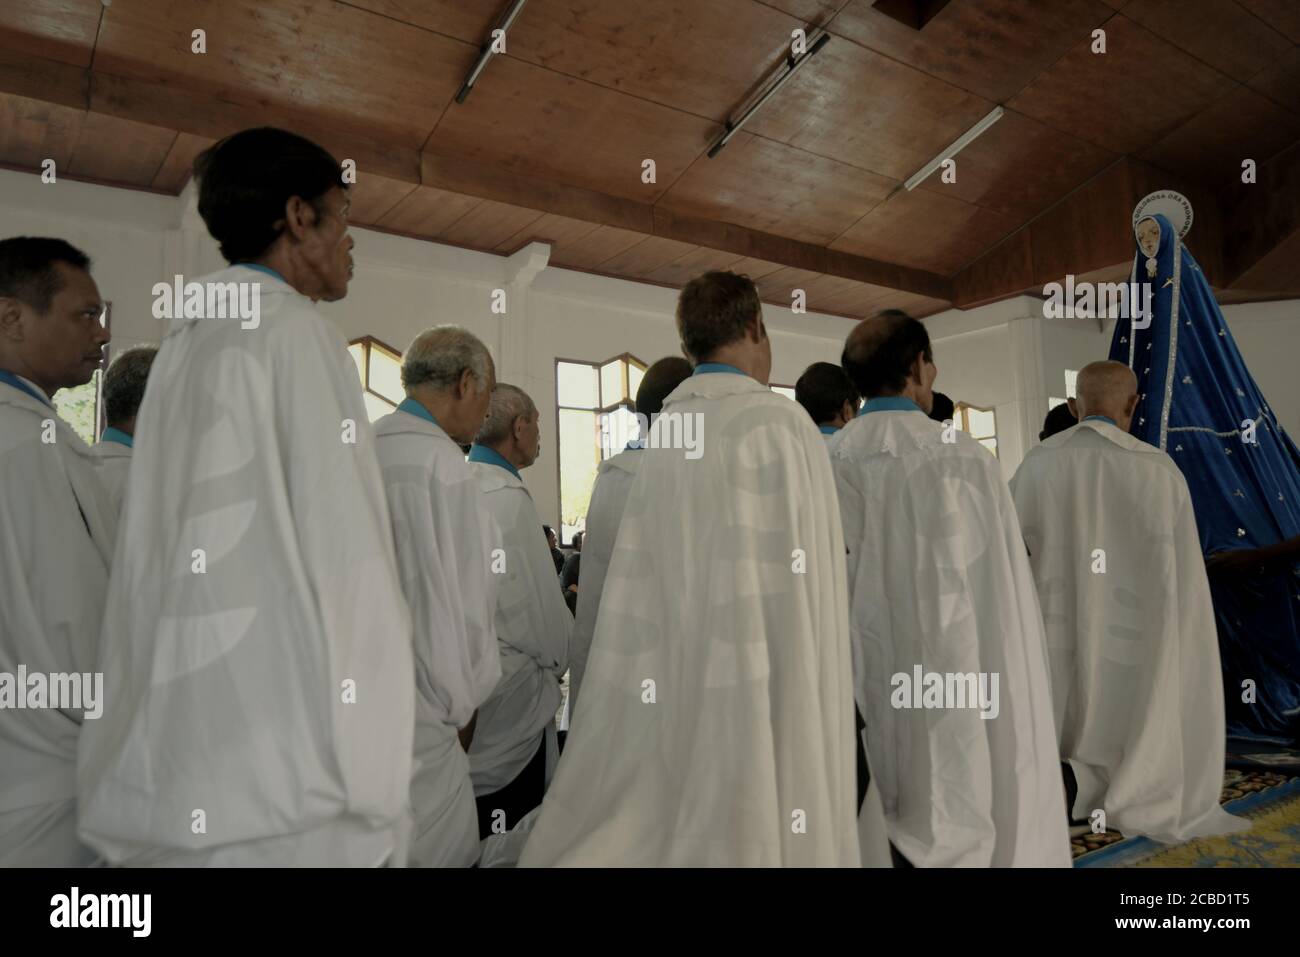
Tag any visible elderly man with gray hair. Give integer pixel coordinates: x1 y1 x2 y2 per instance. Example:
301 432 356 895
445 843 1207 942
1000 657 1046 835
373 325 504 866
466 383 572 839
91 344 158 516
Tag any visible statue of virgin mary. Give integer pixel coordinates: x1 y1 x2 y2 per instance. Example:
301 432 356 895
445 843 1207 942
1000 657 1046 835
1107 192 1300 743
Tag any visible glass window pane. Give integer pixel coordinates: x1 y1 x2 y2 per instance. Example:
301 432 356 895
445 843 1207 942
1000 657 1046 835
557 362 598 408
1048 397 1066 413
349 342 366 385
967 408 996 438
600 359 625 407
369 347 404 406
627 363 645 404
559 408 600 540
601 405 638 458
1064 369 1078 399
771 386 796 401
362 391 395 423
979 437 998 457
53 369 101 445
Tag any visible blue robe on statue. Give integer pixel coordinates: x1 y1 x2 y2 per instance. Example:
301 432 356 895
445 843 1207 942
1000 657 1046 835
1107 212 1300 743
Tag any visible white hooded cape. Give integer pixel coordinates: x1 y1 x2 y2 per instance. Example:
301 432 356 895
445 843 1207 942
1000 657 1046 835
77 264 416 866
0 379 116 865
90 439 131 518
520 372 865 866
565 447 641 724
1010 419 1247 842
830 408 1069 867
467 458 572 796
374 406 504 866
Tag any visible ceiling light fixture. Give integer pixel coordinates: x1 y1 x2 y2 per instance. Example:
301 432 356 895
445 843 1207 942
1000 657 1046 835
707 30 831 159
454 0 530 105
903 106 1004 190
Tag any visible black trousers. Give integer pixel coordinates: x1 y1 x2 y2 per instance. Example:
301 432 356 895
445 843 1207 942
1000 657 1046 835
476 734 548 840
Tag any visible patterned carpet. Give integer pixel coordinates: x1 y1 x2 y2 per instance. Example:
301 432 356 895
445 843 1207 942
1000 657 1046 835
1073 769 1300 867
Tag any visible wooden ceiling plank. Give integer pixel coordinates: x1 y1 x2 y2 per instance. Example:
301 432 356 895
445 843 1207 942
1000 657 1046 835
829 0 1114 103
377 185 483 236
420 151 653 233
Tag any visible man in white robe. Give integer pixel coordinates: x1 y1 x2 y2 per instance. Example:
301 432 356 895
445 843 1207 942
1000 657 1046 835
374 326 503 866
521 271 870 866
467 384 571 837
830 310 1069 867
90 345 157 517
795 360 859 445
0 237 114 866
565 355 692 724
1010 360 1247 842
77 128 415 866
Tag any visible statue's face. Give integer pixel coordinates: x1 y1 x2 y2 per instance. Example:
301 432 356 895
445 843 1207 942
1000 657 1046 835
1137 218 1161 259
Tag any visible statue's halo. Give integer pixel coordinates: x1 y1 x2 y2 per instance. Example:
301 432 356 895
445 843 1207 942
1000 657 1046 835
1133 190 1193 241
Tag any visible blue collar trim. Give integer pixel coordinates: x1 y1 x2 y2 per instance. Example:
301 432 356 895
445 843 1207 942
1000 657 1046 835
860 396 923 415
397 396 440 429
100 426 134 448
468 443 521 479
693 362 746 377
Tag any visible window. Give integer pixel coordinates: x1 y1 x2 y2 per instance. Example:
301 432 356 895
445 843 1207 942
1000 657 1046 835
1048 396 1067 414
349 336 404 422
556 354 646 545
53 303 110 445
955 401 998 457
770 384 796 401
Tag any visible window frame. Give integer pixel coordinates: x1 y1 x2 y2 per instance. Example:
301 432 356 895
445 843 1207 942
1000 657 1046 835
554 353 647 547
348 335 404 421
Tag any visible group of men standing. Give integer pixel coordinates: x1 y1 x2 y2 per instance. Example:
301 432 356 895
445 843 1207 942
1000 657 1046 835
0 124 1246 868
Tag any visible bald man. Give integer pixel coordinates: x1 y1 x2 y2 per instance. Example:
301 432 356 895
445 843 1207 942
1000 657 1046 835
1011 361 1247 842
564 355 692 724
374 326 503 866
829 310 1069 867
467 384 571 838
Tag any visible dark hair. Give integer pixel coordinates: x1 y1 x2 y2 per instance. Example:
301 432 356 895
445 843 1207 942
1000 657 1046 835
0 237 92 314
795 361 860 425
1040 402 1077 441
104 345 159 426
635 356 693 419
676 271 762 363
542 525 554 538
841 309 932 398
928 391 955 423
572 531 584 548
195 128 346 264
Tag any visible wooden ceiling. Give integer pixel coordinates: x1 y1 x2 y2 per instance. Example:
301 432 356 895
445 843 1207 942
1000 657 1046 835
0 0 1297 319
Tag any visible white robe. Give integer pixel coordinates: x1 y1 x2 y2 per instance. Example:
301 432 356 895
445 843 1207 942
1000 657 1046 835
1010 419 1247 842
374 406 504 866
468 459 571 796
0 380 116 866
565 448 641 724
830 409 1069 867
520 372 864 866
77 264 416 866
90 439 131 518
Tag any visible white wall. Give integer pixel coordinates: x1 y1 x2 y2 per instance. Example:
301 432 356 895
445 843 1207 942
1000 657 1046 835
0 169 854 529
5 166 1297 521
